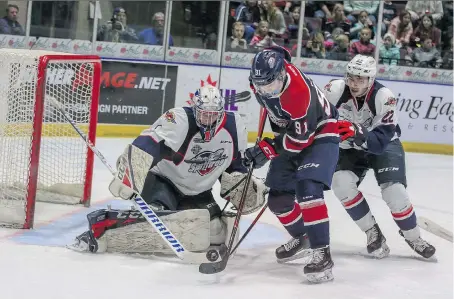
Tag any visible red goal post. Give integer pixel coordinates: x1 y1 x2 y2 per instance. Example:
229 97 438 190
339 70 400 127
0 49 102 229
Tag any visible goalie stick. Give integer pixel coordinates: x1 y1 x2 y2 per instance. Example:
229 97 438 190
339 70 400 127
199 107 268 274
49 96 227 265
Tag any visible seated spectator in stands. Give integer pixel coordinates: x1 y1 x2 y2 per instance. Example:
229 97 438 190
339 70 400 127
407 37 442 68
263 0 287 36
349 27 376 57
323 3 351 39
411 14 442 49
97 7 138 43
235 0 261 41
250 21 277 50
343 0 379 25
442 37 453 69
380 33 400 66
382 0 397 36
388 10 413 48
327 34 350 61
302 31 326 59
139 12 174 46
405 1 444 24
287 6 313 40
350 11 374 41
312 1 343 20
228 22 248 51
0 4 24 35
439 1 453 47
324 27 345 50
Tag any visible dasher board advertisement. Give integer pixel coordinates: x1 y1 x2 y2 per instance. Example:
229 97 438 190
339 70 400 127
98 61 177 125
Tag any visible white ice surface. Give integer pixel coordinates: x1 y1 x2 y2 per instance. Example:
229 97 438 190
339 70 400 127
0 138 452 299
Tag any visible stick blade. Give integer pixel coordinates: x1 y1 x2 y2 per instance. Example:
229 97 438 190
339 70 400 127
418 216 453 243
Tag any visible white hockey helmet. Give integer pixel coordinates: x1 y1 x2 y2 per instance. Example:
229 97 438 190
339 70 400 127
345 54 377 98
191 85 225 141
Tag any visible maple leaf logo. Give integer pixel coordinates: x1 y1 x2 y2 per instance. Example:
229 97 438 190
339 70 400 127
188 75 218 104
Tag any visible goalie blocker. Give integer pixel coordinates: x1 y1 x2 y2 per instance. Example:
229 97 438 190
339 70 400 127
68 85 268 255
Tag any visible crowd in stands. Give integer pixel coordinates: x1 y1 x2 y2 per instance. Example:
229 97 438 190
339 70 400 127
228 0 453 69
1 1 452 70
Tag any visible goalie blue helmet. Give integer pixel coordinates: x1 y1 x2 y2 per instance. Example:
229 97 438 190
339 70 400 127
249 46 290 98
191 85 225 142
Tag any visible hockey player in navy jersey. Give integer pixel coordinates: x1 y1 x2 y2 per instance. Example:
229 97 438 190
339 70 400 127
244 46 340 283
323 54 436 259
68 85 268 256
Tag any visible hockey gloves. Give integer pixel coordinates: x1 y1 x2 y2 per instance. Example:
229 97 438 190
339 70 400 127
338 120 368 146
244 137 279 168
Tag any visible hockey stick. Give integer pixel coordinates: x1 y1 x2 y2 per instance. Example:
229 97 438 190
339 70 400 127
199 107 268 274
49 97 227 264
229 203 268 256
417 216 453 243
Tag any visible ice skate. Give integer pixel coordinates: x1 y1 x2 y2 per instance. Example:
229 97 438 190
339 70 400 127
399 230 436 259
366 224 390 258
275 234 312 263
303 245 334 283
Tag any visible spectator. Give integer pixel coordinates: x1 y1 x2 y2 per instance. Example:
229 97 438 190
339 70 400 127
379 33 400 65
343 0 379 25
235 0 261 41
325 27 345 50
323 3 352 39
97 7 138 43
262 0 287 36
388 10 413 48
382 0 397 36
302 31 326 59
439 1 453 48
139 12 173 46
313 1 343 20
327 34 350 61
228 22 248 51
405 1 444 24
442 37 453 69
250 21 276 50
0 4 24 35
349 27 376 57
350 11 374 40
407 37 442 68
411 14 442 49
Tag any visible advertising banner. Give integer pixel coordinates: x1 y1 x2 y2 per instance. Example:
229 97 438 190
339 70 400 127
98 61 177 125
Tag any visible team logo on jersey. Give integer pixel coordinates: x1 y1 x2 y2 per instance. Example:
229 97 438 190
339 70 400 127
185 149 228 176
385 97 397 106
191 144 202 155
164 111 176 124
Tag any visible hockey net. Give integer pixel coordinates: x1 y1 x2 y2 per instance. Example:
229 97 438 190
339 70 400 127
0 49 101 229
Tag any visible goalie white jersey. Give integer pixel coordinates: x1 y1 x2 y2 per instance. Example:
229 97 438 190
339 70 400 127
131 107 248 196
323 79 401 154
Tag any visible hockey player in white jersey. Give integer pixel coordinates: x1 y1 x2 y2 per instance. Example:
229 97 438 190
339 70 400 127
69 85 267 255
323 55 436 259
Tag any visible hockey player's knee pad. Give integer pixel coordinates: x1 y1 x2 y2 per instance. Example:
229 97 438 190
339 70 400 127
295 180 324 202
380 182 411 213
267 189 295 214
332 171 360 202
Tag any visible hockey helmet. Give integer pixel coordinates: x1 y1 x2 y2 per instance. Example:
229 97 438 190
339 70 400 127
345 54 377 98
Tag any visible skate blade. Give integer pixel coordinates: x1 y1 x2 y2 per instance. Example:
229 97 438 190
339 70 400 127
369 244 390 259
277 249 313 264
66 241 89 253
305 268 334 283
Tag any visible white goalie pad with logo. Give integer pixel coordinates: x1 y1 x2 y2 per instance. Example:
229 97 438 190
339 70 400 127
220 172 268 215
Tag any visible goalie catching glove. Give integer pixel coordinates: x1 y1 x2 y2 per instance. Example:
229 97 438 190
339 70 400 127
109 144 155 200
220 171 268 215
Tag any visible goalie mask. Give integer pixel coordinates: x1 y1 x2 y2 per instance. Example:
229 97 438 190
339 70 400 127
191 85 225 142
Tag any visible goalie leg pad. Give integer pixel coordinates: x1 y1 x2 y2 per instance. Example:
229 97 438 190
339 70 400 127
220 172 268 215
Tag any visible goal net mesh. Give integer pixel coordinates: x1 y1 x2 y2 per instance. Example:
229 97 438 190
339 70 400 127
0 49 99 228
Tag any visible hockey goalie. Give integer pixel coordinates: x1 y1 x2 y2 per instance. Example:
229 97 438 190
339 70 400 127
68 85 268 256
